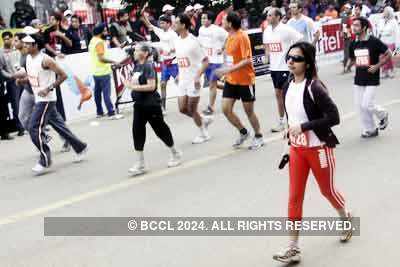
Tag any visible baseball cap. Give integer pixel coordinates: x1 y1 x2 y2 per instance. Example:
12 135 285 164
22 35 36 43
185 5 194 13
194 4 204 10
64 10 73 17
162 4 175 12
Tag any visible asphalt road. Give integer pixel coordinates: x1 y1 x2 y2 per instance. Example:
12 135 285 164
1 65 399 267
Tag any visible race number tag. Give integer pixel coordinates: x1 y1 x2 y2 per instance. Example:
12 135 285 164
225 55 234 67
268 42 283 52
177 57 190 68
354 49 370 67
80 40 87 50
289 132 310 147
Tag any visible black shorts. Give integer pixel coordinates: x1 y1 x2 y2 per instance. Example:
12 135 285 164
270 71 290 89
222 82 256 102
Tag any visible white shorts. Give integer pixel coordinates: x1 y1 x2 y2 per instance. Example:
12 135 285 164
178 82 200 98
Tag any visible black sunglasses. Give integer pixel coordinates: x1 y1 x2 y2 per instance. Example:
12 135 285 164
286 55 305 63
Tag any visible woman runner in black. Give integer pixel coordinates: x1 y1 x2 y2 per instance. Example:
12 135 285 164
122 43 182 176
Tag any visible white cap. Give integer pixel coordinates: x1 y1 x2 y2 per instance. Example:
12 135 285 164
22 35 35 43
194 4 204 10
23 26 39 35
162 4 175 12
344 4 352 9
185 5 194 13
64 10 73 17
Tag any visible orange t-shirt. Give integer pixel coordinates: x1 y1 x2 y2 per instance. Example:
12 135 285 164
224 30 255 85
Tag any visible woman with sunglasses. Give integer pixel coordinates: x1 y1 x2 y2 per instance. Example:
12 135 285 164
122 43 182 176
273 42 353 263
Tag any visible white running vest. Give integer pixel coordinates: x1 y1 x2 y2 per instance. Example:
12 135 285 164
26 52 57 103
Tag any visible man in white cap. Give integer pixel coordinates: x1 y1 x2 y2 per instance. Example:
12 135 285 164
162 4 176 23
17 33 88 175
193 3 204 36
184 6 196 34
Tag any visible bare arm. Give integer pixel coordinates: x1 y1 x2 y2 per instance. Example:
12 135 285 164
42 57 67 89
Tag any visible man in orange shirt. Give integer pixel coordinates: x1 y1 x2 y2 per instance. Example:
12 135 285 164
215 11 264 150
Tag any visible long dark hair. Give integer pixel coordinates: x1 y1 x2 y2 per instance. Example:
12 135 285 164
286 41 318 80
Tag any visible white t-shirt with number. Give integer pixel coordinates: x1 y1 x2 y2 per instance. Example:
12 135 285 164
174 34 206 90
152 26 178 62
285 79 322 147
198 24 228 64
263 23 303 71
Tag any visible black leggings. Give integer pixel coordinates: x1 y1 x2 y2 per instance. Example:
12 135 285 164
132 104 174 151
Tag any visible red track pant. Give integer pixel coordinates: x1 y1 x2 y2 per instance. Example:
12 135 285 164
288 145 345 221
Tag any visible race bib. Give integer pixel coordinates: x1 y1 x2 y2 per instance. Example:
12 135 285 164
289 132 309 147
354 49 370 67
177 57 190 68
268 42 283 53
80 40 87 50
225 55 234 67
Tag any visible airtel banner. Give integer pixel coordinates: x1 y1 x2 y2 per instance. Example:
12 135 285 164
316 19 344 54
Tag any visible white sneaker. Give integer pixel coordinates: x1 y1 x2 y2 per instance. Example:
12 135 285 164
232 132 250 148
168 151 182 168
74 146 88 163
248 136 265 150
271 122 285 133
109 114 124 120
192 133 211 144
32 163 49 175
272 246 301 263
128 162 146 176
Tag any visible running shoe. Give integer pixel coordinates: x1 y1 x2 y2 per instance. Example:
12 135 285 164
61 141 71 153
271 122 285 133
272 246 301 263
32 163 49 175
248 136 265 150
74 146 88 163
192 132 211 144
340 211 353 242
128 162 146 176
361 128 379 138
232 132 250 148
379 111 389 130
44 134 52 144
168 151 183 168
202 106 214 116
109 114 124 120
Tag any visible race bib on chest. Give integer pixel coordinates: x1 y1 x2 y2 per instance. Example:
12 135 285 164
80 40 87 50
354 49 370 67
225 55 234 67
268 42 283 53
177 57 190 68
289 132 310 147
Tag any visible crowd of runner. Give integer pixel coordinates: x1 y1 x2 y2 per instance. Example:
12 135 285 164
0 0 399 263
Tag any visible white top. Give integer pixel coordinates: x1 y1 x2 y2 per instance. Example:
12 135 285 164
378 19 400 46
174 34 205 90
287 15 316 43
198 24 228 64
26 52 56 103
285 80 322 147
152 26 178 62
263 23 303 71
